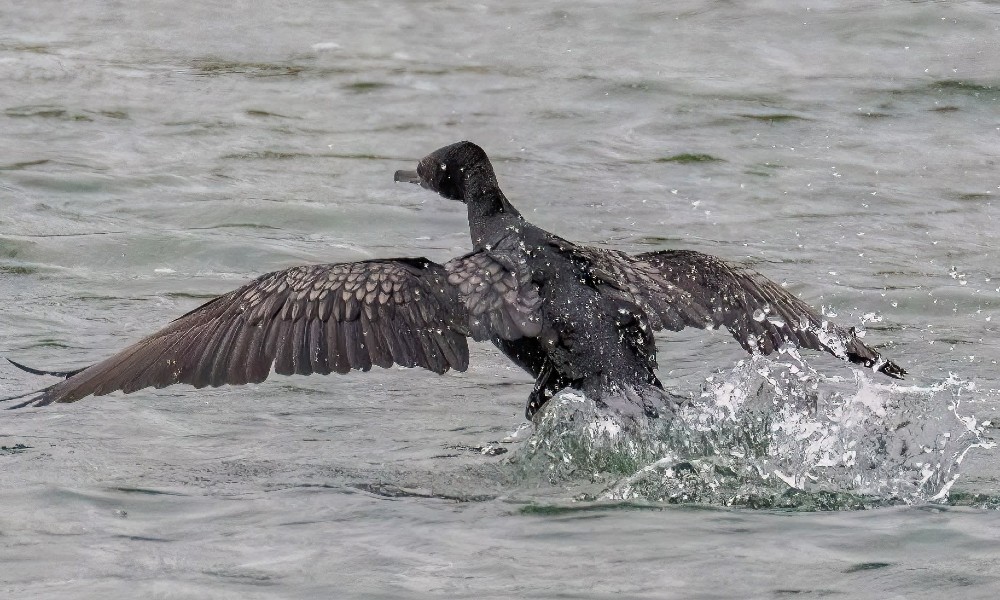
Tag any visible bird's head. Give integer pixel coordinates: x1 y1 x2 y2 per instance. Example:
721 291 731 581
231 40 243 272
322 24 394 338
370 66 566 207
394 141 492 202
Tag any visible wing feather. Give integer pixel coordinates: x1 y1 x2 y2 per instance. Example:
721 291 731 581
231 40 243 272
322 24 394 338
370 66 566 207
570 246 905 378
445 251 543 341
9 258 471 407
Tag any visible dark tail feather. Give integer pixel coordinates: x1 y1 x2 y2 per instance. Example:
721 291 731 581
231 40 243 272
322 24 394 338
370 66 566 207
7 357 87 379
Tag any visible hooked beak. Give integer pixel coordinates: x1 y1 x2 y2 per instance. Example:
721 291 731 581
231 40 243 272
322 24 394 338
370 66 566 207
393 170 421 185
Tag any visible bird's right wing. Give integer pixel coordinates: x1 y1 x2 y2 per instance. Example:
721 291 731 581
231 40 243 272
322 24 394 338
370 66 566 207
571 246 905 378
5 258 471 407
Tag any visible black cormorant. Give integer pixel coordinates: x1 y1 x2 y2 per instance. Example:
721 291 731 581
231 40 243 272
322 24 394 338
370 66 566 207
3 141 905 417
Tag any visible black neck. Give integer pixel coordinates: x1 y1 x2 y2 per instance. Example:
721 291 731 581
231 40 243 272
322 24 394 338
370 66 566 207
463 163 522 248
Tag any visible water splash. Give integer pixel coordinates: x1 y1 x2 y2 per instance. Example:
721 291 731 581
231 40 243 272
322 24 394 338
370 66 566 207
513 357 994 510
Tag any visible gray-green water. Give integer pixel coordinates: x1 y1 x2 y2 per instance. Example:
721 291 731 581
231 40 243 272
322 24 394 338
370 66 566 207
2 1 1000 597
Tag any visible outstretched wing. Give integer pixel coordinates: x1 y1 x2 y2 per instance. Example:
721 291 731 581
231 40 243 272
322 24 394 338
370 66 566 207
445 251 543 341
576 246 905 378
7 258 471 407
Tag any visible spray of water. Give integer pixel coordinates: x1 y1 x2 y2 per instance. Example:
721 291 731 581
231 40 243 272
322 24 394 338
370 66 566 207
513 356 994 510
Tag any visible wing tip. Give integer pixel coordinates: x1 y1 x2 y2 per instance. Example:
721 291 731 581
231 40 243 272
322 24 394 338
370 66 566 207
4 356 77 408
879 360 907 380
1 386 56 409
851 350 907 380
7 357 86 379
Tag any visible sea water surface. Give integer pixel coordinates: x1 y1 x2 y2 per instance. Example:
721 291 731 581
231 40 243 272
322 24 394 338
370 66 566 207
2 1 1000 598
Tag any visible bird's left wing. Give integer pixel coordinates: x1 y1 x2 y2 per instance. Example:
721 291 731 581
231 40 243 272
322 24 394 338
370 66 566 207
444 251 543 341
4 258 471 407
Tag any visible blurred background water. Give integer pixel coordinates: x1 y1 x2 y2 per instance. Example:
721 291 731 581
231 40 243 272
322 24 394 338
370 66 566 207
2 0 999 598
